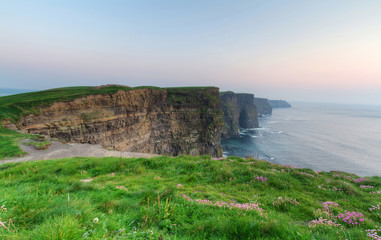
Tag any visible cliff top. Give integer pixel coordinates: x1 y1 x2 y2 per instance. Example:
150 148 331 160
268 100 292 108
219 91 253 96
0 85 218 122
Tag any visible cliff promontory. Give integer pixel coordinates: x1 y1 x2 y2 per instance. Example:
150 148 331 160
220 92 258 138
254 97 273 116
3 86 224 156
268 100 292 108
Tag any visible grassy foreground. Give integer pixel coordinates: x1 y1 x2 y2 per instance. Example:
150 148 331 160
0 156 380 239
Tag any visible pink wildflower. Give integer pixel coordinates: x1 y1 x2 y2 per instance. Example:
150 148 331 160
366 227 381 240
308 217 342 228
255 176 268 183
353 178 368 183
337 211 367 226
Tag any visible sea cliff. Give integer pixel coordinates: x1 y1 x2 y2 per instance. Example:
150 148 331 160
254 98 273 116
220 92 258 138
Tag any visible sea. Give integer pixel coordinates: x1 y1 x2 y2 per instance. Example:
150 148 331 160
221 102 381 177
0 88 37 97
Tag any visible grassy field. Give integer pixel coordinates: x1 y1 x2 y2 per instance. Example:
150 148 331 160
0 156 380 239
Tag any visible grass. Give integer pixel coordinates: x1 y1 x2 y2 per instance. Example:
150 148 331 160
0 156 380 239
0 128 28 159
22 140 52 150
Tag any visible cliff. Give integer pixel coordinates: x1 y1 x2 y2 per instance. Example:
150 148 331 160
220 92 258 138
254 98 273 116
3 86 224 157
268 100 291 108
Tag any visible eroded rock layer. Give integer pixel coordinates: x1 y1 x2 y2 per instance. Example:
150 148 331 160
254 97 273 116
15 88 224 156
220 92 259 138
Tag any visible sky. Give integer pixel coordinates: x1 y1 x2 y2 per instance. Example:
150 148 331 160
1 0 380 104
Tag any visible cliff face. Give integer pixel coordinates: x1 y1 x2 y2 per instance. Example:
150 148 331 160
254 98 273 116
220 92 258 138
268 100 292 108
14 88 224 157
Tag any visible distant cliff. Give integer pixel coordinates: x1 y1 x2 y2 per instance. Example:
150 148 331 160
254 98 272 116
5 86 224 157
220 92 258 138
268 100 292 108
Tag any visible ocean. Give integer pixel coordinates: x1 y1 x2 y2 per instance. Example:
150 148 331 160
221 102 381 177
0 88 37 97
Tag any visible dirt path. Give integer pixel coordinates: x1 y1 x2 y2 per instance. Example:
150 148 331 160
1 140 159 165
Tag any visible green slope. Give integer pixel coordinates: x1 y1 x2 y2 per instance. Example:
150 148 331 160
0 156 380 239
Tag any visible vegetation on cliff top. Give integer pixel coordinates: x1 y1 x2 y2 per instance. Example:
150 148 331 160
0 86 217 123
0 156 380 239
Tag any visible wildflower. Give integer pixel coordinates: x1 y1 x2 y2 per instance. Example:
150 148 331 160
0 205 6 211
182 194 192 201
181 194 266 216
111 173 115 176
369 204 380 215
254 176 268 183
337 211 367 226
353 178 368 183
308 217 342 228
93 218 99 223
322 202 340 210
177 184 183 188
366 227 381 240
273 197 299 208
360 185 374 189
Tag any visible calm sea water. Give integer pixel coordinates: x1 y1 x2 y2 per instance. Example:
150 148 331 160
221 103 381 176
0 88 37 97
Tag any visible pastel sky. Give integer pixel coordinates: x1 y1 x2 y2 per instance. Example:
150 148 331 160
1 0 380 104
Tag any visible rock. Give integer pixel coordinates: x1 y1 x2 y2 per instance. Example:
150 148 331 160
254 98 272 116
220 92 259 138
15 88 224 157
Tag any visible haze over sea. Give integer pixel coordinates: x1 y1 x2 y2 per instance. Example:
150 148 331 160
222 103 381 176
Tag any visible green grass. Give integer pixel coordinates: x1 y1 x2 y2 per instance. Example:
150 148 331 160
0 128 29 159
22 140 52 150
0 156 380 239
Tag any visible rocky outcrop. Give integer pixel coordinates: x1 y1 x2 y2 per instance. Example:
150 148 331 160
254 98 272 116
220 92 258 138
14 88 224 157
268 100 292 108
